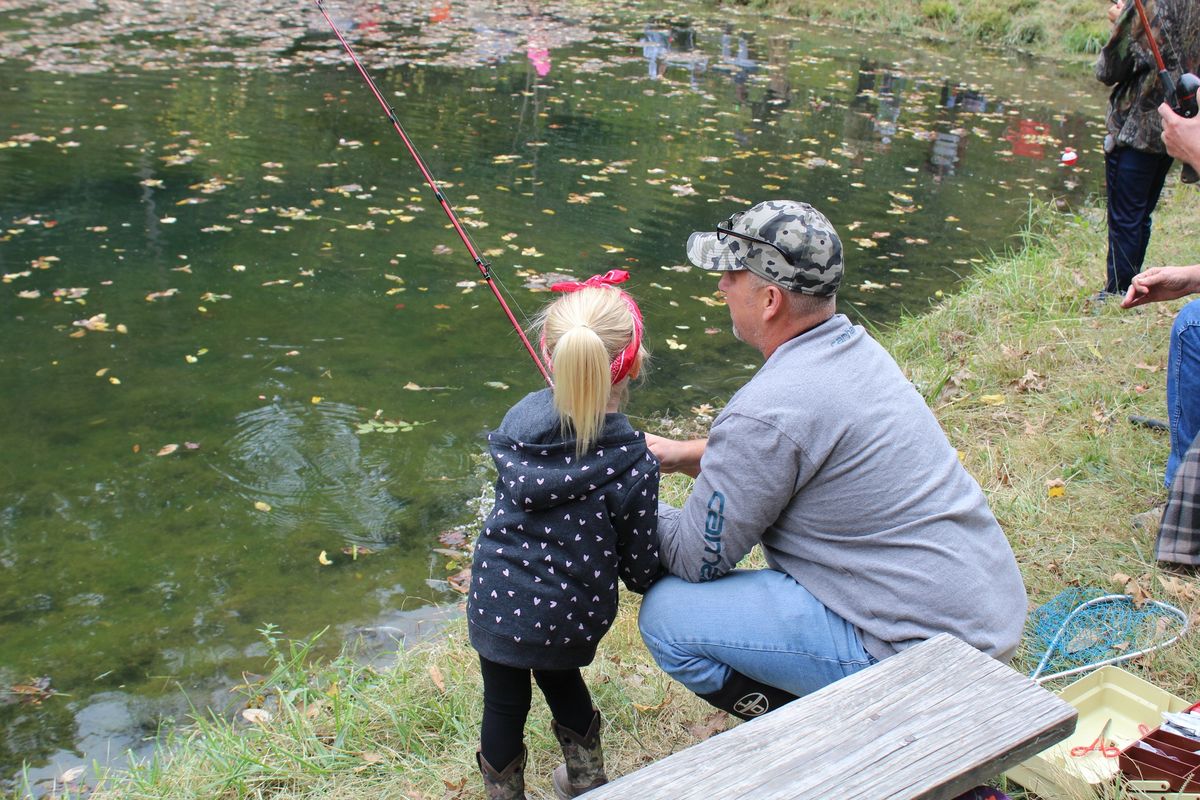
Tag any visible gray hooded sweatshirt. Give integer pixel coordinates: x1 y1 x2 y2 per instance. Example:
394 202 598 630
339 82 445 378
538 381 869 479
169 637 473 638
657 315 1027 663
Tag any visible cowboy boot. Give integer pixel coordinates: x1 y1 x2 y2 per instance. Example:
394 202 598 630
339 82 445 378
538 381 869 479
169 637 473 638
551 709 608 799
477 747 527 800
697 670 798 720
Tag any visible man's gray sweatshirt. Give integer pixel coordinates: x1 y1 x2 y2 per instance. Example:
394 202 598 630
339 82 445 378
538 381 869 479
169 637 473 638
657 314 1027 663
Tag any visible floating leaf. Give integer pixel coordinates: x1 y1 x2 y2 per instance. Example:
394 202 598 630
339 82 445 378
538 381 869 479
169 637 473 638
254 500 272 512
156 444 178 456
59 766 86 784
318 550 333 566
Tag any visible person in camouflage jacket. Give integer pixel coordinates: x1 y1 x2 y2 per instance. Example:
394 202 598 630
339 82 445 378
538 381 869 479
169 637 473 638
1096 0 1200 295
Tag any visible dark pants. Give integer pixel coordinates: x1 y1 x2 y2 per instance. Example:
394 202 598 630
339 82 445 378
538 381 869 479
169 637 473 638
478 656 594 768
1105 146 1173 294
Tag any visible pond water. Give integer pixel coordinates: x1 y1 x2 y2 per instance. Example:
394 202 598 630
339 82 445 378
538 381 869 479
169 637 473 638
0 0 1106 789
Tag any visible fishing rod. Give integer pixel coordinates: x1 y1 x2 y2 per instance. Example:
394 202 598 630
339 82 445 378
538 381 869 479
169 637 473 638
313 0 553 385
1127 0 1200 181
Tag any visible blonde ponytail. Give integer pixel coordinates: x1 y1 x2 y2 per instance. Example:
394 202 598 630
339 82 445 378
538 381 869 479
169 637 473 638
538 286 643 455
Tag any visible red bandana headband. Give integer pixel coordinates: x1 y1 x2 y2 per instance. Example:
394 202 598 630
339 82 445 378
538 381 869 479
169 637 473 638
542 269 644 385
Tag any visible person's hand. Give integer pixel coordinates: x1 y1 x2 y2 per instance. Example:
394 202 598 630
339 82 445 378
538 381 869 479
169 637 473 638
644 432 706 478
1121 265 1200 308
1108 0 1124 24
1158 102 1200 168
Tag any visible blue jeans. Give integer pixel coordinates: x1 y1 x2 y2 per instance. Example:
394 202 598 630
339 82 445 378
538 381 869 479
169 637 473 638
638 569 876 697
1166 299 1200 487
1104 146 1172 294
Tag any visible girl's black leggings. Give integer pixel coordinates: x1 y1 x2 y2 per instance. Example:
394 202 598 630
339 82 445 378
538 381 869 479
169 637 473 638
479 655 594 769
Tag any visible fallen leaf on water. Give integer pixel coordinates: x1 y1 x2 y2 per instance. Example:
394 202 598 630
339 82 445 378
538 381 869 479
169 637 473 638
254 500 272 512
484 381 509 390
318 550 333 566
447 568 471 593
311 396 322 404
8 677 53 704
59 766 86 784
156 444 179 456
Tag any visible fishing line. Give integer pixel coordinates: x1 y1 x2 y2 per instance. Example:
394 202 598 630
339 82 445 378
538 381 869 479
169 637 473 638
314 0 553 385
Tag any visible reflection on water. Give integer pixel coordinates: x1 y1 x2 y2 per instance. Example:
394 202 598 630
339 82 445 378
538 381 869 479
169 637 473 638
0 0 1107 787
219 400 407 546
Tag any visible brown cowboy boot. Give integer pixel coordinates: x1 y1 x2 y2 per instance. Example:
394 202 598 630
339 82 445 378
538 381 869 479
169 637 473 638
551 709 608 799
477 747 527 800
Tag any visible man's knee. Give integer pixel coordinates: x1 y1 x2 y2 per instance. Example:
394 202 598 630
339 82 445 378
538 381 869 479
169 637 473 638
636 575 684 643
1175 298 1200 334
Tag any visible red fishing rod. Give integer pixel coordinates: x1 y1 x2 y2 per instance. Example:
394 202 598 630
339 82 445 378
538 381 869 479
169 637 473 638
314 0 553 385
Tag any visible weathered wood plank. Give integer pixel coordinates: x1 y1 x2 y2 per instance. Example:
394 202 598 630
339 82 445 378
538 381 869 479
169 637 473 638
584 634 1077 800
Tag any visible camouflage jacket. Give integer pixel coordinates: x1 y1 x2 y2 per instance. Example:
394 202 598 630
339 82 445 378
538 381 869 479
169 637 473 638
1096 0 1200 153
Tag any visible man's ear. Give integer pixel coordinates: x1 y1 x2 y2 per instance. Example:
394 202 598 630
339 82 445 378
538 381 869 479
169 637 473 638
761 284 786 321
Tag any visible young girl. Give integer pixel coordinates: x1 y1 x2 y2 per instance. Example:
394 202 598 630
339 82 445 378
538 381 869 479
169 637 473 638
467 270 662 800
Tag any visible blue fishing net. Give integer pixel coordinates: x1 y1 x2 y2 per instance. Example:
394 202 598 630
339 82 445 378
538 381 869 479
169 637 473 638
1028 588 1175 677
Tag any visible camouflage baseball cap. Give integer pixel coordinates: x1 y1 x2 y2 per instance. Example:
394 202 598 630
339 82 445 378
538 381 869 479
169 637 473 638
686 200 844 296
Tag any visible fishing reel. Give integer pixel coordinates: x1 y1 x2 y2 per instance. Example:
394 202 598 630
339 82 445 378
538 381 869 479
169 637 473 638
1175 71 1200 117
1173 73 1200 183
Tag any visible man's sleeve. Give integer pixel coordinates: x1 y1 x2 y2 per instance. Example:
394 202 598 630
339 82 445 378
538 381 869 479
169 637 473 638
1095 5 1140 86
656 412 805 582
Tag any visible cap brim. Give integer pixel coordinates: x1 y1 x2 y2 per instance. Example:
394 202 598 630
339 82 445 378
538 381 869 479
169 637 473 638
686 231 746 272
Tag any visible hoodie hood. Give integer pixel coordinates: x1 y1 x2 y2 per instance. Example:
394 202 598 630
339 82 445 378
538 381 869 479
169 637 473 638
489 389 648 512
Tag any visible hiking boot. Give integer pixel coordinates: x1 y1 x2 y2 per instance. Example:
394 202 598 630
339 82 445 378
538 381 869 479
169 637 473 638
551 709 607 799
477 747 527 800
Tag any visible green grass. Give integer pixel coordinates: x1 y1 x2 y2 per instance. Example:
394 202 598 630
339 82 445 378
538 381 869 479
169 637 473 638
739 0 1116 58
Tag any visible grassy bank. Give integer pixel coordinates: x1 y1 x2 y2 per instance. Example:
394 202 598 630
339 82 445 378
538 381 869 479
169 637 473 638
28 183 1196 800
737 0 1112 61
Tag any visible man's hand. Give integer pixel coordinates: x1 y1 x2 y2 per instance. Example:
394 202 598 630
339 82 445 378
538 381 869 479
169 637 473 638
644 432 706 478
1121 265 1200 308
1158 102 1200 168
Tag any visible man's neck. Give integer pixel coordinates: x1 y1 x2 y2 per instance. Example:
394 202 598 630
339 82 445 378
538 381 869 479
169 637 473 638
758 310 836 360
